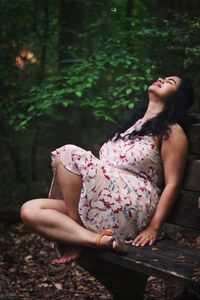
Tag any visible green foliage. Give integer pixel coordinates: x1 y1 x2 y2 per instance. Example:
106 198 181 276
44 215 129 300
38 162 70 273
0 1 200 132
161 13 200 69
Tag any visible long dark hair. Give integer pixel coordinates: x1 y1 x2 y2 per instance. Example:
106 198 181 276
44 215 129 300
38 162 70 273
110 76 195 143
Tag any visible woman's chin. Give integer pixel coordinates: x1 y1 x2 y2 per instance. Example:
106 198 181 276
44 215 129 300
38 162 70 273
148 85 159 92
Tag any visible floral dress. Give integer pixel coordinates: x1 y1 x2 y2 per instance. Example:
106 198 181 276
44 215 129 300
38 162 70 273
49 118 164 240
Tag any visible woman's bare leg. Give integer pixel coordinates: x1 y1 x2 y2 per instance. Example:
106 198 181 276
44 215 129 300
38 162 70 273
50 157 85 263
54 157 84 226
20 198 113 250
21 199 94 244
21 156 116 264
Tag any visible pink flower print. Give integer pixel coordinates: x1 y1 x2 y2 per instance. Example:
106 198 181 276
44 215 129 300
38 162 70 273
88 165 97 179
101 166 112 180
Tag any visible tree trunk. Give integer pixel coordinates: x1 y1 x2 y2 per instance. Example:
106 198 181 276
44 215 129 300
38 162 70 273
39 0 49 82
126 0 134 19
58 0 85 68
32 0 49 81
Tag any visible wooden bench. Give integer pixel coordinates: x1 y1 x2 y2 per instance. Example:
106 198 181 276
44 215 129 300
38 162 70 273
78 113 200 300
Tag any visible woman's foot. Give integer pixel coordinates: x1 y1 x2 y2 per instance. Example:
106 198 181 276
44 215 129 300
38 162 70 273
51 230 127 266
52 244 82 265
95 230 128 254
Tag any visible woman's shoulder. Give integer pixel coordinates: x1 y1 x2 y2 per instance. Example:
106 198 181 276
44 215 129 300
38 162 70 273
169 123 187 138
164 123 188 149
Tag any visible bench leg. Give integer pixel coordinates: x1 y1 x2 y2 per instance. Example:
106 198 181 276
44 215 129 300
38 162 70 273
180 286 200 300
78 254 148 300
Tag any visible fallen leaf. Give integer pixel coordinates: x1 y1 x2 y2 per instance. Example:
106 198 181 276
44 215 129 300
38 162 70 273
38 283 49 287
88 276 96 281
24 255 32 262
9 267 16 273
54 283 63 290
15 239 21 245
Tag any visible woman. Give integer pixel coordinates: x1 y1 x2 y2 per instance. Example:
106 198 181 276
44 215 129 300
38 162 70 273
20 75 195 265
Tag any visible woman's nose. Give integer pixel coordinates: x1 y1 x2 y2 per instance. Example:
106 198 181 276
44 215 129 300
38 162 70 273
158 78 165 83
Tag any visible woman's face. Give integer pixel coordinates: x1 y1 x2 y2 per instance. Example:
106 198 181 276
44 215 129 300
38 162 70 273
148 76 181 100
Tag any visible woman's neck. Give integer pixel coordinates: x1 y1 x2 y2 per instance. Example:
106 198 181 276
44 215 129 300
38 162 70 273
142 101 165 121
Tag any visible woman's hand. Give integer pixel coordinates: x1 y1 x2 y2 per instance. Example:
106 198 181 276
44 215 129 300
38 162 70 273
132 225 158 247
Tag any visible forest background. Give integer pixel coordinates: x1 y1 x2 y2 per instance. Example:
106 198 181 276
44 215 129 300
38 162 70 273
0 0 200 220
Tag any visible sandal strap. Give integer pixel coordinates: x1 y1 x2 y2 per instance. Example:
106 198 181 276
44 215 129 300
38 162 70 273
113 235 128 254
96 230 114 246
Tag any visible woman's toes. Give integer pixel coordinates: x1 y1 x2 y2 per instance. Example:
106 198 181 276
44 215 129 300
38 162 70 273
111 239 117 250
52 251 81 265
53 256 67 264
61 257 67 264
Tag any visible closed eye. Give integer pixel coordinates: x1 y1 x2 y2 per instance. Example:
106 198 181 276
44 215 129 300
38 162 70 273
166 80 173 85
165 78 177 86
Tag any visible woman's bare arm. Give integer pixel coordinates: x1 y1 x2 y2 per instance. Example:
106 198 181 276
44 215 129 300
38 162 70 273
132 124 188 247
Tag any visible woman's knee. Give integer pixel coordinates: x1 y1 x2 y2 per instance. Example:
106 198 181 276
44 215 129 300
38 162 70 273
20 199 42 225
20 198 67 225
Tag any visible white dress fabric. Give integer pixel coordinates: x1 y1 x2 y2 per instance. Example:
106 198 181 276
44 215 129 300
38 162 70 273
48 118 164 240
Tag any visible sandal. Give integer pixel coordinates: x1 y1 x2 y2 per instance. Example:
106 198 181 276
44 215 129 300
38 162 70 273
53 242 65 258
96 230 128 254
49 243 81 270
48 243 67 270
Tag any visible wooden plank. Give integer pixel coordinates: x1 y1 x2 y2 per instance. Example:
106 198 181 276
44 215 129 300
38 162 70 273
188 113 200 124
87 239 200 288
188 124 200 155
167 192 200 229
182 160 200 192
78 254 147 300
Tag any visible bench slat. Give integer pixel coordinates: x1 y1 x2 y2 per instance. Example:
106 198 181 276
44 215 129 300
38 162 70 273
87 239 200 288
167 192 200 229
188 124 200 154
182 160 200 192
189 113 200 124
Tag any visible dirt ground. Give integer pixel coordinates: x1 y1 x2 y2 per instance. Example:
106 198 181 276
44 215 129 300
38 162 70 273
0 222 199 300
